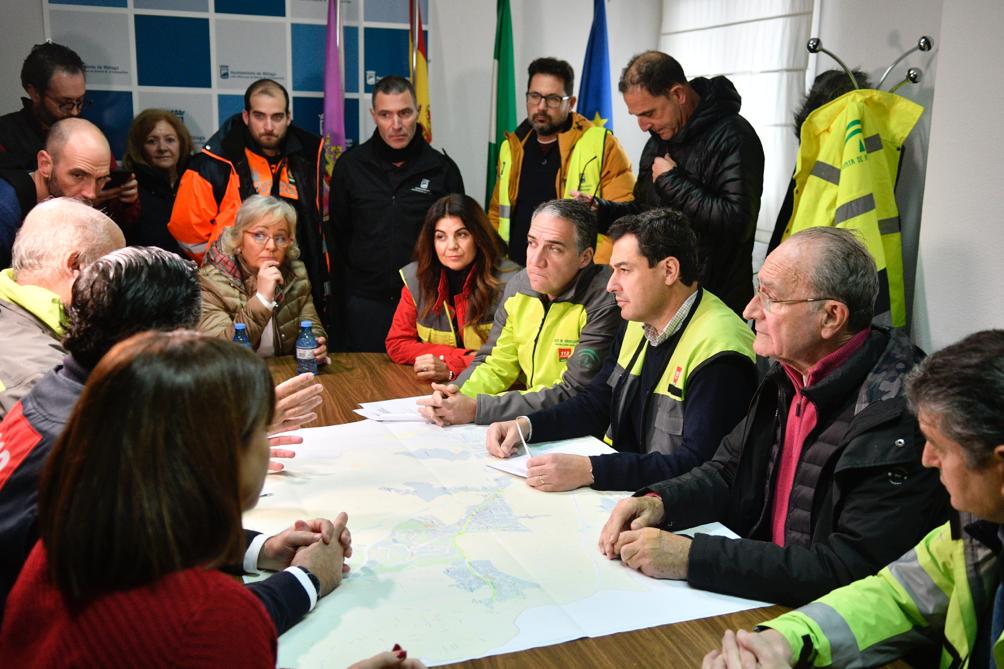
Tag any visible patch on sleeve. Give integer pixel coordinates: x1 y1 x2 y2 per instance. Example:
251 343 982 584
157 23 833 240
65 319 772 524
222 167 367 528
573 347 601 371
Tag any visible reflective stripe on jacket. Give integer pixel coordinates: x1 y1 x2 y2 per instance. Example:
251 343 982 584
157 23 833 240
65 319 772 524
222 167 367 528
490 112 634 263
765 514 1000 668
604 289 754 453
782 89 923 327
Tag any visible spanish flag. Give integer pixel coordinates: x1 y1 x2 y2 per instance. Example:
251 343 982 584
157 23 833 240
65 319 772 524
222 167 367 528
409 0 431 143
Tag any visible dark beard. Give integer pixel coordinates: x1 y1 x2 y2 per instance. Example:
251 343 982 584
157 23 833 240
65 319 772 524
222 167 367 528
45 173 64 198
531 117 563 137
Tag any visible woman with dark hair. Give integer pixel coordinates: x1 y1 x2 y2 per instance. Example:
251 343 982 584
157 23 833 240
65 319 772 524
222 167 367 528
0 331 424 669
385 194 519 382
122 108 193 253
0 331 278 665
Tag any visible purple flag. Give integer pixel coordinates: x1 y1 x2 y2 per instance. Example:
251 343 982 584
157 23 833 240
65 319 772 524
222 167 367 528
322 0 346 208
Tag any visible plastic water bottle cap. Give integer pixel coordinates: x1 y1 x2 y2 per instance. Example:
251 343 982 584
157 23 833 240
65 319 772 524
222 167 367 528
235 323 247 330
300 320 312 328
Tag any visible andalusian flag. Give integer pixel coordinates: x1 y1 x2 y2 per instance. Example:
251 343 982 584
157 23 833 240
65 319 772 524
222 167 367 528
409 0 431 143
321 0 346 211
578 0 613 129
485 0 516 209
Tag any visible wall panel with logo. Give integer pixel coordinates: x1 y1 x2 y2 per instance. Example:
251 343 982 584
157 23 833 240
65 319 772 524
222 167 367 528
44 0 428 158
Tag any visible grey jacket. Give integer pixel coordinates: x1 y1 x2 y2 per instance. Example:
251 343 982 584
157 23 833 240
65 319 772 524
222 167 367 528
0 298 65 418
456 264 621 424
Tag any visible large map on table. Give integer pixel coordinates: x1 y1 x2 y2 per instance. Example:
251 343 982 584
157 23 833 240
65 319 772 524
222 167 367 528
245 415 767 667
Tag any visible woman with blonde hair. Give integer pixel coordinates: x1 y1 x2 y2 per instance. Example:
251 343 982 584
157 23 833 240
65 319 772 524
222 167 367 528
198 195 328 363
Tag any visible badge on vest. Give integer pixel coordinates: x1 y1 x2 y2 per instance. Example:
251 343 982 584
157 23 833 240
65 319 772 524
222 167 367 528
412 178 431 194
672 366 683 385
557 347 572 361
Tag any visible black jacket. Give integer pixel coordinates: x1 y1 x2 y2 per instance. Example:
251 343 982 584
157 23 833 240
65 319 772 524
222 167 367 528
127 162 183 255
642 328 949 606
0 100 44 170
599 77 764 315
329 131 464 303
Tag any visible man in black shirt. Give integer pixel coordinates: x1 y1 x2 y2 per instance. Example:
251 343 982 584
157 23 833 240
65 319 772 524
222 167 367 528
330 76 464 351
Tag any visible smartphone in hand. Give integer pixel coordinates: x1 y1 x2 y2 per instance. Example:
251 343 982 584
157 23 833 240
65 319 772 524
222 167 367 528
103 167 132 190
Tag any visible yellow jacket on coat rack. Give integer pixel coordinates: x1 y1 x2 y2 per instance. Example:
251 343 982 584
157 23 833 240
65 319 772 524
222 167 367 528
781 89 922 327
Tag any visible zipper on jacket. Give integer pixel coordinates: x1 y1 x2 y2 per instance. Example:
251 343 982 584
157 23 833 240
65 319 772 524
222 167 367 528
526 298 552 388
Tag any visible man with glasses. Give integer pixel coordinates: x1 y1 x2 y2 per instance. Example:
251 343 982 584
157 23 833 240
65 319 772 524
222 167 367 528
170 78 334 330
489 57 634 265
596 227 948 607
0 43 137 226
583 51 764 316
0 43 88 170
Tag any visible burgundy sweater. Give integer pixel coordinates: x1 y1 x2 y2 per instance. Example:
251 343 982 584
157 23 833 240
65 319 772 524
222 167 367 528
0 543 277 667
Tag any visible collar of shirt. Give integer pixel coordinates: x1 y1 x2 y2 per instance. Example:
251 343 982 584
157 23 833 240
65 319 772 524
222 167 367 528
781 327 871 393
641 289 699 347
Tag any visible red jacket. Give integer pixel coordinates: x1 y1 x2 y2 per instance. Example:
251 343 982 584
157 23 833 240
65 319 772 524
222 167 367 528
385 259 519 376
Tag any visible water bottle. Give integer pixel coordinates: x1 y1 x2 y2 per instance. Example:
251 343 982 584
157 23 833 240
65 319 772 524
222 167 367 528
295 320 318 375
232 322 252 348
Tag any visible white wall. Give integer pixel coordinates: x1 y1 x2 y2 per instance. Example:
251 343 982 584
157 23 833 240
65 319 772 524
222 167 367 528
430 0 662 204
658 0 814 273
814 0 943 329
0 0 45 112
911 0 1004 351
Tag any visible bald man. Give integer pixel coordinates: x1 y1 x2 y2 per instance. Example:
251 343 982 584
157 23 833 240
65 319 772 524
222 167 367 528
0 197 124 416
0 118 135 268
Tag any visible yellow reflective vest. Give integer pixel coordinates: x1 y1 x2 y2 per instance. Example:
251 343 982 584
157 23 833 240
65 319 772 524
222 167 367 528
490 112 635 264
604 290 754 453
455 264 621 424
781 89 922 327
398 260 520 350
765 515 1001 668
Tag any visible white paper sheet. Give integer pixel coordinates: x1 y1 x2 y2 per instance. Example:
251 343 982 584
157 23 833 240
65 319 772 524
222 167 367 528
247 419 769 668
484 436 617 477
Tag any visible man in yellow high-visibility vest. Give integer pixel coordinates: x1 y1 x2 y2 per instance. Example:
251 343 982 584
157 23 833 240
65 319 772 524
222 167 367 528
489 57 634 265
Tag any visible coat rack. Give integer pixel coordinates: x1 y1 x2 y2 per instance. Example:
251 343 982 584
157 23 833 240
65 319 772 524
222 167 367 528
806 35 933 92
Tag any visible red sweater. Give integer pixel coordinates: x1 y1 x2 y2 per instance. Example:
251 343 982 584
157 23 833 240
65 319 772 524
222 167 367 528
0 543 277 668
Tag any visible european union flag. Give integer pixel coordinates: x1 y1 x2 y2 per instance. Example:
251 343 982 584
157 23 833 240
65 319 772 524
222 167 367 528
578 0 613 130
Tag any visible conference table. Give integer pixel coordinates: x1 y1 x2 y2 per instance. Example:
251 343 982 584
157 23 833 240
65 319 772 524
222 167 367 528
267 354 908 668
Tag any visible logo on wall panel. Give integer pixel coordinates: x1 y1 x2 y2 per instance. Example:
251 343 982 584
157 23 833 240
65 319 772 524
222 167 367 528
218 64 283 82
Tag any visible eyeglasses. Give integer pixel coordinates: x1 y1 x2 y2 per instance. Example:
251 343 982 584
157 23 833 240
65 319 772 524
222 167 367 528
244 230 291 248
526 91 570 109
45 94 91 115
754 288 843 313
